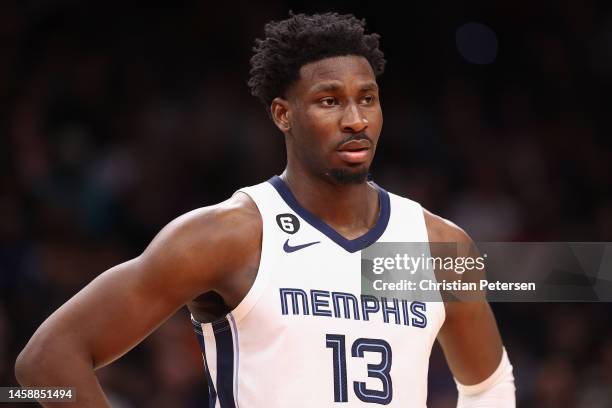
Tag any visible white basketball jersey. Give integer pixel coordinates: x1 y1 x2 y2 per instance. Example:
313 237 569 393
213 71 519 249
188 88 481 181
191 176 445 407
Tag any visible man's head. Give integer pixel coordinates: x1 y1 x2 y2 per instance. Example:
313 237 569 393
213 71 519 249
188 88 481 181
248 12 386 185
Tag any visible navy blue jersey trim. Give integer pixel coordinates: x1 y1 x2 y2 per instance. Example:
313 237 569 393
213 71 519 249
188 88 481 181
268 175 391 253
194 325 218 408
213 318 237 408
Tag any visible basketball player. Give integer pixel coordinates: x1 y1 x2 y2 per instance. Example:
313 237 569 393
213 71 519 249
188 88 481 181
16 12 515 407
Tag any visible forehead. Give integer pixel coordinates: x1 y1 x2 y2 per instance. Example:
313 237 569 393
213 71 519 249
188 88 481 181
292 55 376 95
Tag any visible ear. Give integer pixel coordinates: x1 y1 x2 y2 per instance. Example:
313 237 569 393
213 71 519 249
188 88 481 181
270 97 291 133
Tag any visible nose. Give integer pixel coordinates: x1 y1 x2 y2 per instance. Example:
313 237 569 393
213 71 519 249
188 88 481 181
340 102 368 133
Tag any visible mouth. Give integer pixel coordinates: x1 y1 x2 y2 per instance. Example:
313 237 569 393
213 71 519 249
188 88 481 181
336 140 372 164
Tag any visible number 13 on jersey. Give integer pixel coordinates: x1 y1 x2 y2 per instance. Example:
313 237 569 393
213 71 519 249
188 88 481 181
326 334 393 405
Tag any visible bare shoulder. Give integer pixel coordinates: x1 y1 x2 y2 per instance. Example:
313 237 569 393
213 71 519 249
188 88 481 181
423 207 471 244
158 191 260 246
139 191 262 291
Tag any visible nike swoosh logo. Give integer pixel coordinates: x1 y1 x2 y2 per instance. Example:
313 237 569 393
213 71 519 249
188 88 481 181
283 239 321 253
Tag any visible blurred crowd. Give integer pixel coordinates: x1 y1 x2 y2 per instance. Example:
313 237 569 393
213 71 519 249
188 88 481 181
1 1 611 407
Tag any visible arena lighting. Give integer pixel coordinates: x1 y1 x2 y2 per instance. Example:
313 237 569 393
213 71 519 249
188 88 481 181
456 22 499 64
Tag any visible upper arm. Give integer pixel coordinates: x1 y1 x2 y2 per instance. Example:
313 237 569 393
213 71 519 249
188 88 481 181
23 194 260 370
424 209 503 385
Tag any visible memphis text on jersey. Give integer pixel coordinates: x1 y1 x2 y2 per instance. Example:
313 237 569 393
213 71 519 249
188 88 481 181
279 288 428 327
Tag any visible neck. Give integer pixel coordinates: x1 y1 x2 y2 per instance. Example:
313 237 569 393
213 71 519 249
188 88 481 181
281 165 380 239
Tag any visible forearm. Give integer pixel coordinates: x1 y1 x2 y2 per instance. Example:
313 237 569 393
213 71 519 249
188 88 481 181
15 338 110 407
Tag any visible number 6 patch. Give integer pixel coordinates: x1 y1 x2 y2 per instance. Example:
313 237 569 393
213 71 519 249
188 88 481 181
276 213 300 234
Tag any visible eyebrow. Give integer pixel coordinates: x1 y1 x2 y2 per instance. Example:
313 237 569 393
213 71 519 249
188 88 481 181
359 82 379 92
310 81 379 94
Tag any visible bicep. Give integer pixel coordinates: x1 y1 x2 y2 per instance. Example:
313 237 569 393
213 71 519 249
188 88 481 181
424 208 504 384
30 213 222 370
24 197 259 375
34 253 203 369
437 301 503 385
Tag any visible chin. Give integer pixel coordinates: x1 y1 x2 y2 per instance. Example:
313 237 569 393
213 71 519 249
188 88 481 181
327 167 370 185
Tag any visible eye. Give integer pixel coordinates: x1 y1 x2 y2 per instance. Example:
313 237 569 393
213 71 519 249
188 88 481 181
320 97 338 107
363 95 376 104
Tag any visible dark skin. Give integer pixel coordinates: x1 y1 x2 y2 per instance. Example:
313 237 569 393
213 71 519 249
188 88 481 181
15 55 502 407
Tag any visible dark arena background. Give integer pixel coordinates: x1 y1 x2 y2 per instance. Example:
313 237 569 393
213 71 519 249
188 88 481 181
1 1 612 407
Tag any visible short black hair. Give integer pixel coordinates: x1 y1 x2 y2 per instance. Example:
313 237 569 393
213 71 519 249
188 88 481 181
248 11 386 111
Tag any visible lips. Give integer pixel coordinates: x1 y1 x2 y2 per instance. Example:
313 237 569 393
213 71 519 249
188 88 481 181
336 139 372 164
337 139 372 151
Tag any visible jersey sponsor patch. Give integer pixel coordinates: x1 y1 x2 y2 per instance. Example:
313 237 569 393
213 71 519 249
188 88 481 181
276 213 300 234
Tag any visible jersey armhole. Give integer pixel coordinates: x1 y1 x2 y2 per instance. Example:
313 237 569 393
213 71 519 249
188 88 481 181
217 186 274 329
399 199 446 337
